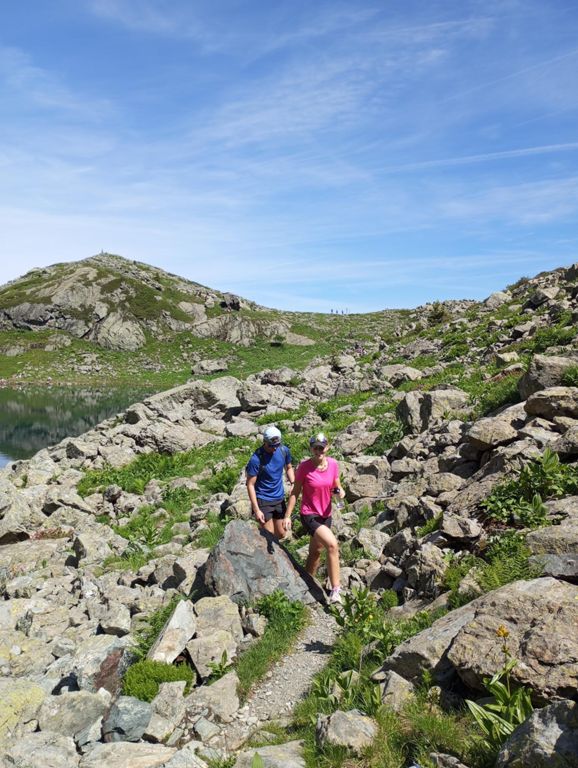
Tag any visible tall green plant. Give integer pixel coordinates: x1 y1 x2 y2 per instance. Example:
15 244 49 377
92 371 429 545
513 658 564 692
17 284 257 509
466 626 533 752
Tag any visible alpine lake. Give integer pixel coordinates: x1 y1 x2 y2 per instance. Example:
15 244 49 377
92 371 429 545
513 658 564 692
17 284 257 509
0 385 155 469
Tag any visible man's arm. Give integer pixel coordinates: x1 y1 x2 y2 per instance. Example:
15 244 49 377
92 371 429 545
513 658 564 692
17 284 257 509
285 461 295 487
284 478 302 529
246 475 265 525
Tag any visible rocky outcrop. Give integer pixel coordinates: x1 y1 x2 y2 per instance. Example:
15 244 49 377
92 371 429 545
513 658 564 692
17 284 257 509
0 254 314 351
204 520 318 604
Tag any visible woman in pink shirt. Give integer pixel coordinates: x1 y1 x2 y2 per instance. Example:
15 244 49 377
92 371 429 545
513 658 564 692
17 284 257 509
285 432 346 604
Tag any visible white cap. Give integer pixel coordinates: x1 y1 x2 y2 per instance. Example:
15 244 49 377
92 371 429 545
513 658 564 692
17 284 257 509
262 426 282 445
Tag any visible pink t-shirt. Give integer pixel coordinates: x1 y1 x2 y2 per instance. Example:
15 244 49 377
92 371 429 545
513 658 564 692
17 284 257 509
295 457 339 518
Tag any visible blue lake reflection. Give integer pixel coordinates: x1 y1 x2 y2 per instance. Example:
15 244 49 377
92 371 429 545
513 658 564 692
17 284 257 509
0 385 155 467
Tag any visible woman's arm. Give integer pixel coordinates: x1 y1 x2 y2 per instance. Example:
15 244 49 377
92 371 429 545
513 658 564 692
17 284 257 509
333 464 346 499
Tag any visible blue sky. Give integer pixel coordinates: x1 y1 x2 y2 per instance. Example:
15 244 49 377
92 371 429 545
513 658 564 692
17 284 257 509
1 1 578 312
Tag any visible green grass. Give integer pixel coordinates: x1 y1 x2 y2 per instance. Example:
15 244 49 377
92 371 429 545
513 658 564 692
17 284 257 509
122 659 195 702
235 592 308 700
194 512 232 549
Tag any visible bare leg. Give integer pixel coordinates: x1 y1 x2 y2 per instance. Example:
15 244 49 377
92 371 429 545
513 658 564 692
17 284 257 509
305 536 323 577
262 518 275 534
306 525 340 588
273 518 286 539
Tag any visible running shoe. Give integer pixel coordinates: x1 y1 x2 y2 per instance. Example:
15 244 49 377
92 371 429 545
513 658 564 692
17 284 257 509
328 587 342 605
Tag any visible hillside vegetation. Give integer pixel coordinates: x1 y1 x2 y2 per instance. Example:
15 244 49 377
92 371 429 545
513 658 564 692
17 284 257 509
1 258 578 767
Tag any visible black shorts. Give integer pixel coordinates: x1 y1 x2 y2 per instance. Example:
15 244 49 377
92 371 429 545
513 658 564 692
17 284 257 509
300 514 332 535
258 499 287 521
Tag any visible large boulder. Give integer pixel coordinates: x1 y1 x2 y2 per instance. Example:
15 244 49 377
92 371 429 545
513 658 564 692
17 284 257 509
446 578 578 701
519 354 578 399
525 387 578 420
372 601 477 686
496 699 578 767
204 520 316 604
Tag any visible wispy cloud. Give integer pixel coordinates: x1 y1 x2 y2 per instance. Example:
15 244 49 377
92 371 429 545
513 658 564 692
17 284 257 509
381 143 578 174
0 46 112 117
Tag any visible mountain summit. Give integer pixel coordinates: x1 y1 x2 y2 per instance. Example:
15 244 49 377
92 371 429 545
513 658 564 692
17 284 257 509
0 253 303 351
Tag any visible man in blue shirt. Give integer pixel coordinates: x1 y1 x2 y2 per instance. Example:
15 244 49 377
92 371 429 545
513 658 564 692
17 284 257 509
246 426 294 538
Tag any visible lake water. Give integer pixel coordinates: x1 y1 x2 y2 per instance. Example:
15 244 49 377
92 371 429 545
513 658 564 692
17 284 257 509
0 385 155 469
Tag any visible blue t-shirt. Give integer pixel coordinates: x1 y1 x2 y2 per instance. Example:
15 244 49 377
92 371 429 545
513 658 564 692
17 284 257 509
246 445 292 502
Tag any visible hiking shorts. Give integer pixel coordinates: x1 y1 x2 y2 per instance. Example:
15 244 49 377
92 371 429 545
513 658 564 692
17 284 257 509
300 514 332 536
258 499 287 521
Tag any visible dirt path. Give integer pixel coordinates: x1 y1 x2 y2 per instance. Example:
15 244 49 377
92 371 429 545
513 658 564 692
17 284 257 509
214 603 339 753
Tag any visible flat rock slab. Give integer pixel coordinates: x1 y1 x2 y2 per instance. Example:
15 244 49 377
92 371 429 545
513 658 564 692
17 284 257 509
3 731 79 768
0 677 46 744
79 742 176 768
233 740 305 767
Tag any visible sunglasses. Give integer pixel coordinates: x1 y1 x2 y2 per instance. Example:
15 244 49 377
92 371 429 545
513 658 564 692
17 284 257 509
311 444 327 450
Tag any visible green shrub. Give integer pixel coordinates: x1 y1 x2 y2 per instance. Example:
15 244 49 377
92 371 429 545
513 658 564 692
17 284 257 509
365 418 405 455
203 465 240 495
123 659 194 702
194 512 231 549
481 448 578 527
466 628 533 753
416 513 442 538
428 301 451 326
562 364 578 387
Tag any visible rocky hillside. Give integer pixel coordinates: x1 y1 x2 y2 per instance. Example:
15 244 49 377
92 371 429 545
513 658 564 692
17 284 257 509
0 252 314 352
0 253 405 390
1 261 578 767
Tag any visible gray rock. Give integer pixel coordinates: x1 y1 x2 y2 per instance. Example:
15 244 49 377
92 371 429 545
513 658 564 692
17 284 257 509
496 699 578 767
3 731 80 768
525 387 578 420
373 601 477 685
72 634 131 695
551 425 578 457
316 709 378 754
195 595 244 642
379 670 415 712
233 740 306 767
204 520 316 604
484 291 510 309
79 742 176 768
161 742 209 767
0 678 46 744
184 671 239 723
37 689 110 745
355 528 390 558
88 311 146 351
520 355 578 399
144 681 187 743
529 554 578 582
186 629 237 678
147 600 197 664
447 578 578 701
526 515 578 556
102 695 152 742
440 514 482 542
